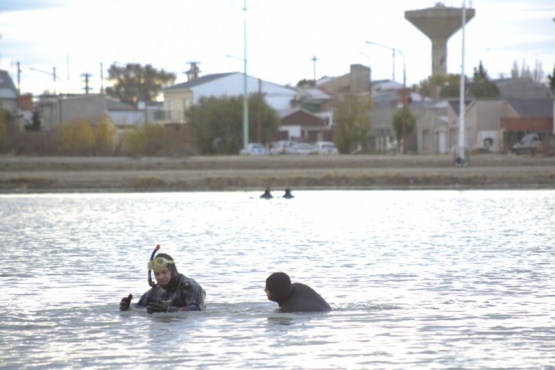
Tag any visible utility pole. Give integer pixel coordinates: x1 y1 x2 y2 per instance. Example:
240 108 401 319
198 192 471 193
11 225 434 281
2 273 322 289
257 78 262 143
366 41 406 153
100 63 104 94
81 73 92 94
29 66 60 94
16 61 21 95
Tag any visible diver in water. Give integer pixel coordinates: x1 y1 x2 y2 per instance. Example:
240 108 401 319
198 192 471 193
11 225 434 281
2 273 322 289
119 248 206 313
282 188 294 199
260 186 273 199
264 272 331 313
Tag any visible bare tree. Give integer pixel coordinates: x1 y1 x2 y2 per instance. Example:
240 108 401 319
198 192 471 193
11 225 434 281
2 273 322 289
510 58 545 82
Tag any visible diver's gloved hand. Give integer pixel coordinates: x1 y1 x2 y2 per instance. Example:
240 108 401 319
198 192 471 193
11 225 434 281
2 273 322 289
180 304 201 312
119 294 133 311
146 302 178 314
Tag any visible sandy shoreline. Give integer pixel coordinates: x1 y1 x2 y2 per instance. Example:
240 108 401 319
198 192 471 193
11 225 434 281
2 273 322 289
1 154 554 193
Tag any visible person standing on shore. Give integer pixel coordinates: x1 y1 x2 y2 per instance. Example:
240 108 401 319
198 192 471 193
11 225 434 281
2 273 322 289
119 251 206 313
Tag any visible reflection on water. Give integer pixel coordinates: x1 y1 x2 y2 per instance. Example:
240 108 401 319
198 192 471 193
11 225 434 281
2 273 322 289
1 190 555 369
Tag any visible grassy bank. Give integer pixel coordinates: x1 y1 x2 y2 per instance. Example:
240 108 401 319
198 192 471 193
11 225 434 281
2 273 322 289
1 154 554 193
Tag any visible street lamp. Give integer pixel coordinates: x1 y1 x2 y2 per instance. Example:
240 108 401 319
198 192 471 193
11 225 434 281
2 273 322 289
226 51 250 148
456 0 468 167
242 0 249 151
365 41 407 153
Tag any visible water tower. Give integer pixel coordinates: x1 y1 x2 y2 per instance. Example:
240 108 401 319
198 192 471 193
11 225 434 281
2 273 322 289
405 2 475 76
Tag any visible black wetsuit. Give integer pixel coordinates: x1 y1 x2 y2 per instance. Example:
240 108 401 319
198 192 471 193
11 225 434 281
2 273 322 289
273 283 331 313
266 272 331 313
137 273 206 311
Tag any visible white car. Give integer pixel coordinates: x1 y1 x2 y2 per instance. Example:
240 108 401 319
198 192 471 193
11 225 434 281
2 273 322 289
314 141 339 154
270 140 295 155
511 133 541 155
239 143 269 155
288 142 317 155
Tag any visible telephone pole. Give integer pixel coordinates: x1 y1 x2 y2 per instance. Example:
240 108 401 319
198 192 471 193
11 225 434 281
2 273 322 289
29 66 59 94
16 62 21 95
81 73 93 94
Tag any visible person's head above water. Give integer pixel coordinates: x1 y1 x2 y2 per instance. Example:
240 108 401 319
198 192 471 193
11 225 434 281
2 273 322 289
147 253 178 289
264 271 332 313
260 186 273 199
265 272 293 302
283 188 294 198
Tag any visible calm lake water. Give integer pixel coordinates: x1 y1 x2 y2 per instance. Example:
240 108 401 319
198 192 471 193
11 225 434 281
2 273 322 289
1 190 555 369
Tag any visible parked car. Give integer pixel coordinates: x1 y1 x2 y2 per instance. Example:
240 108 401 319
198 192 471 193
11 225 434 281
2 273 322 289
288 142 318 155
314 141 339 154
239 143 269 155
270 140 295 155
511 133 542 155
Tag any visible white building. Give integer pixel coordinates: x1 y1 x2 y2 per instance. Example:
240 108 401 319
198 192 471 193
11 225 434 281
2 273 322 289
162 72 297 123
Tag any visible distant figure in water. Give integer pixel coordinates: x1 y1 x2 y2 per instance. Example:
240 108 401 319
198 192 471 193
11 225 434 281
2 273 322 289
282 188 294 199
265 272 331 313
260 186 273 199
454 156 466 167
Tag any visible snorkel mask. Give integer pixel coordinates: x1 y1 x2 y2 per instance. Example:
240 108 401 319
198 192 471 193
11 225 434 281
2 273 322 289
148 245 178 288
147 256 175 271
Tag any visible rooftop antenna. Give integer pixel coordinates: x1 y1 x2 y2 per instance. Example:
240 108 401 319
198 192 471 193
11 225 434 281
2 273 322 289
185 61 201 81
310 55 318 81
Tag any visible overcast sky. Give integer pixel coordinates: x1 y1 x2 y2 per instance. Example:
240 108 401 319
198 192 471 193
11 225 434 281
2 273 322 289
1 0 554 96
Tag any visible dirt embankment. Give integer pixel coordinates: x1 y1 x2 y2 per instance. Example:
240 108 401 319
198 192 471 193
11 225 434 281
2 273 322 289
0 154 554 193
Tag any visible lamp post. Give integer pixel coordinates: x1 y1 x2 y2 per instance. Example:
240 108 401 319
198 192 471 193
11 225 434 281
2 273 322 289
366 41 407 153
242 0 249 151
456 0 468 167
359 51 372 75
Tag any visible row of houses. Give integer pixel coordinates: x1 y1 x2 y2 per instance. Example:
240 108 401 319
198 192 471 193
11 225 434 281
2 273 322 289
1 65 554 154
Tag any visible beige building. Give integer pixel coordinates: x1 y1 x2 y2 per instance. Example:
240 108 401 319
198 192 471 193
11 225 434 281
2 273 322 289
445 98 554 153
317 64 370 96
415 78 554 155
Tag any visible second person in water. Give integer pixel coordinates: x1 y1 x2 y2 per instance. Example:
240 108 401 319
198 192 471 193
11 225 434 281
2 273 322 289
265 272 331 313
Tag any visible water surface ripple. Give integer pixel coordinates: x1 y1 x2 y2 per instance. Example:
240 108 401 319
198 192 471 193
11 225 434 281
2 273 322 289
1 190 554 369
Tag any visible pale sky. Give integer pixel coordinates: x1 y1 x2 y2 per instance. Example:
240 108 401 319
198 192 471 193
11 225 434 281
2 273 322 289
1 0 554 97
